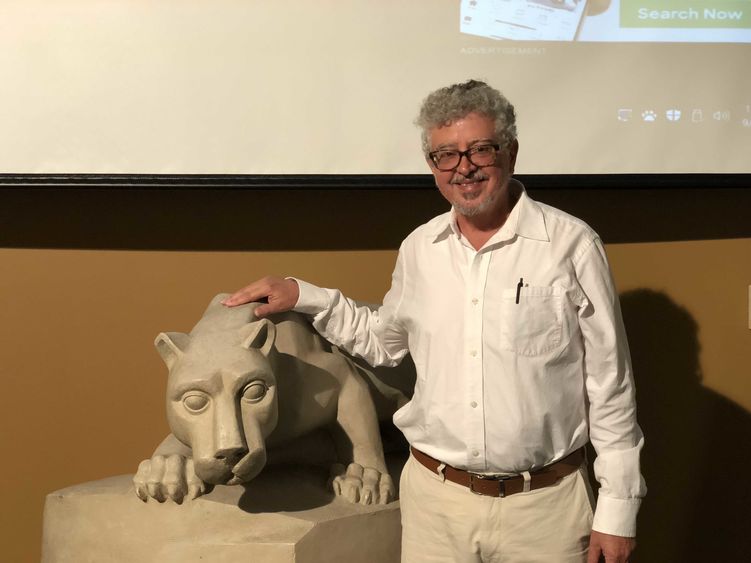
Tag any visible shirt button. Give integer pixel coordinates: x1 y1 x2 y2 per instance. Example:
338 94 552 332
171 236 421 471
470 401 478 408
471 298 479 305
472 450 479 457
470 350 477 357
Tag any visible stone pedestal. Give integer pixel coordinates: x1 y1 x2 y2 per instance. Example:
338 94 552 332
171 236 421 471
42 463 402 563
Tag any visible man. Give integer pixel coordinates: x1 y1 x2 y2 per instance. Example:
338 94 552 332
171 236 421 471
223 80 645 563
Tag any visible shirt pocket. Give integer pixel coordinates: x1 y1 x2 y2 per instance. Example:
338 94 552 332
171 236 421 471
499 285 563 356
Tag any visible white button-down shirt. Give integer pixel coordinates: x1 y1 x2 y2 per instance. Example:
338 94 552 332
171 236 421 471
294 182 646 537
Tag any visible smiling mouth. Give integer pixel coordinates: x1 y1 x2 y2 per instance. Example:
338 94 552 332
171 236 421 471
451 173 487 187
454 179 485 196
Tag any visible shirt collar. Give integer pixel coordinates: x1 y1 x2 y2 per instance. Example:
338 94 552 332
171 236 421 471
429 179 550 244
512 181 550 242
429 211 458 243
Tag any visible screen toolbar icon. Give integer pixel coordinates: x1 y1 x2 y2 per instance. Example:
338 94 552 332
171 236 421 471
713 110 730 121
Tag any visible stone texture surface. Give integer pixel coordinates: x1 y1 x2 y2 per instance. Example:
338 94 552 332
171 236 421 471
42 462 403 563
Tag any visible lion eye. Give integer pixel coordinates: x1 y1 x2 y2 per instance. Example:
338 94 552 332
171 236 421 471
182 393 210 413
242 382 268 403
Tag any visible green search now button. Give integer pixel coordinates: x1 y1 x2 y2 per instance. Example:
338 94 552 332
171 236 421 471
621 1 751 28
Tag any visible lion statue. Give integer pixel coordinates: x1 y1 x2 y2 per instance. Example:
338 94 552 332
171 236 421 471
133 294 413 506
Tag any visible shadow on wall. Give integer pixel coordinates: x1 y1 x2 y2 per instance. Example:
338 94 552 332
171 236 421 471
616 289 751 562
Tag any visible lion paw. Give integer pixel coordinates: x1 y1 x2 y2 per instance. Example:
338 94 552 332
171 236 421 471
133 454 211 504
330 462 395 505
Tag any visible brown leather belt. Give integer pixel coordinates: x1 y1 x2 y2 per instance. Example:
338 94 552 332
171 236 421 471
410 446 584 498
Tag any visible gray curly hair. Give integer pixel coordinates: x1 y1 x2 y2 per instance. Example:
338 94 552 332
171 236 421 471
415 79 517 156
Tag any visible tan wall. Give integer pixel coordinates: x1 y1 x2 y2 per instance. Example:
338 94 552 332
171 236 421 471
1 235 750 562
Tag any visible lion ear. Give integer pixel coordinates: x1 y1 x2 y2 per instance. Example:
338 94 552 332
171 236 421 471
239 319 276 357
155 332 191 370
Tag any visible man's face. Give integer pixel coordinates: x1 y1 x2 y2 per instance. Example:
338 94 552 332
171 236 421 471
427 112 518 220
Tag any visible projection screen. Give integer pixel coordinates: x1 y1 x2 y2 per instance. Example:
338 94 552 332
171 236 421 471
1 0 749 175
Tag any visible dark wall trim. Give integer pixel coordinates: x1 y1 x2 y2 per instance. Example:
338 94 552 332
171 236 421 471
1 174 749 250
0 173 749 190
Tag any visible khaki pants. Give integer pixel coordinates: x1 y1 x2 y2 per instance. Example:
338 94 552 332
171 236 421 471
399 454 594 563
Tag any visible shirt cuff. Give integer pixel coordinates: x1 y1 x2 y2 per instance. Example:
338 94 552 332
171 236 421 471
288 277 331 315
592 495 641 538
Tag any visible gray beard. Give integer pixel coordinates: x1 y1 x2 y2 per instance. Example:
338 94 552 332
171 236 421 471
453 187 500 218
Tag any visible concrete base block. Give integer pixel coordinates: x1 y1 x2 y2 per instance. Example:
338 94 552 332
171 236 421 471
42 463 403 563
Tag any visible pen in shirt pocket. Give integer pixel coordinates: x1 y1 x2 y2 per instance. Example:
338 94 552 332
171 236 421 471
516 278 524 304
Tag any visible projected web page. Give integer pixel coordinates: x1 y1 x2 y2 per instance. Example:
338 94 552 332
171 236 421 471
456 0 750 174
461 0 751 42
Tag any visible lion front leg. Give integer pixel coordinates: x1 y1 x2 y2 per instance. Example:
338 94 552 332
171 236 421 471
133 433 211 503
330 462 395 506
328 369 396 505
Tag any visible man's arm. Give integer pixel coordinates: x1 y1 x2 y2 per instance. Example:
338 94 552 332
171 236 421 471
222 249 410 368
575 237 646 562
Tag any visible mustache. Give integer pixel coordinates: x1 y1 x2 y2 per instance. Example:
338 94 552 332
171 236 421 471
450 172 488 184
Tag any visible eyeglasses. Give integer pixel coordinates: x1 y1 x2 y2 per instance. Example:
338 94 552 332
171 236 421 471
428 143 501 171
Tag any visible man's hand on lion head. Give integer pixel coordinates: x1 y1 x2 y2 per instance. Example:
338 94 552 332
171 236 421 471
221 276 299 318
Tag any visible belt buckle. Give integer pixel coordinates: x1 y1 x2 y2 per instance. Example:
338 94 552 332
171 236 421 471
468 473 507 497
